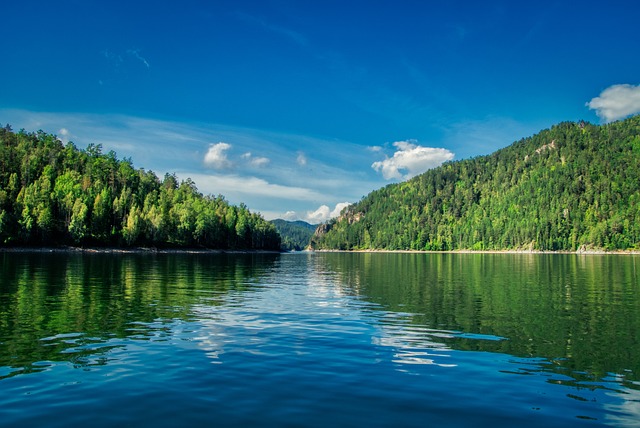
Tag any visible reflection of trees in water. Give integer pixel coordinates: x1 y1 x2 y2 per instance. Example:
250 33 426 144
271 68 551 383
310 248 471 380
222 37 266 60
0 252 279 377
318 252 640 383
191 252 373 365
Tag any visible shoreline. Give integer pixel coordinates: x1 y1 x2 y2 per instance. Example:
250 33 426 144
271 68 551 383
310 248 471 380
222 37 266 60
310 248 640 255
2 247 639 256
0 246 282 255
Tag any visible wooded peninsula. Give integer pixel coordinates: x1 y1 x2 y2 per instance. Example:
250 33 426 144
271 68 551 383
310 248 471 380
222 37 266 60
0 125 281 250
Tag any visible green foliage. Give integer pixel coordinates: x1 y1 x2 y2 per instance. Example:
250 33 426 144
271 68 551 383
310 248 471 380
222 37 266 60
0 126 281 250
270 219 316 251
312 116 640 251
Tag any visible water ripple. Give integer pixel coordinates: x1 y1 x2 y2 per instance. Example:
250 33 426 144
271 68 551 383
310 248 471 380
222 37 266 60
2 252 640 427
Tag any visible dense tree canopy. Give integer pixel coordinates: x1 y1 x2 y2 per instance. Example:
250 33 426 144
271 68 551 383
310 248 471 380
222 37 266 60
312 116 640 251
0 126 280 250
270 219 316 251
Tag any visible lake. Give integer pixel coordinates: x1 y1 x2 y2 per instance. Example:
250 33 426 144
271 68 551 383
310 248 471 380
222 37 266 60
1 252 639 427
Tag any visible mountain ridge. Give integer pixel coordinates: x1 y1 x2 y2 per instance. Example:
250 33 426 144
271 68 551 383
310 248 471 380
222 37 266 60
270 219 316 251
311 116 640 251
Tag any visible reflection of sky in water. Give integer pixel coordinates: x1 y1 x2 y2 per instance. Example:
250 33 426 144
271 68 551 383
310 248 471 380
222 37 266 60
605 379 640 427
181 254 640 426
373 317 457 368
189 256 383 363
188 256 498 373
4 253 640 426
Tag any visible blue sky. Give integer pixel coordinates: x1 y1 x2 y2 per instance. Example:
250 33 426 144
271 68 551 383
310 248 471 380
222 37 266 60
2 1 640 222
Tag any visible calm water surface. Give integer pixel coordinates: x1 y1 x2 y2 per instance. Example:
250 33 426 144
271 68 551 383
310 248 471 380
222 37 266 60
1 252 639 427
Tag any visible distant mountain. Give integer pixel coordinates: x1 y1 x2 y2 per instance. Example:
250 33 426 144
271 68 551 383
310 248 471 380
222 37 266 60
270 219 316 251
311 116 640 251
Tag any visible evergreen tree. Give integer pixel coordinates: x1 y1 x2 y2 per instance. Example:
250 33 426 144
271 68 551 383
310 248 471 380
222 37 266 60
312 116 640 252
0 126 281 250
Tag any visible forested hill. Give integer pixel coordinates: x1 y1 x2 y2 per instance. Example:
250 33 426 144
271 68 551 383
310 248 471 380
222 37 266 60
270 219 316 251
312 116 640 252
0 126 280 250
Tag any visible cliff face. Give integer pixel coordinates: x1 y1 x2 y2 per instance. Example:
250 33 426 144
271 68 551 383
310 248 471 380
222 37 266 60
313 223 331 237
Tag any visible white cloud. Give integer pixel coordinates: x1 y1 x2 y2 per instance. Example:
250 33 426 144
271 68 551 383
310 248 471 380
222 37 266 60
58 128 71 143
296 152 307 166
587 84 640 123
330 202 351 218
204 142 232 169
367 145 383 152
306 206 333 224
372 140 454 180
306 202 351 223
241 152 270 167
251 157 270 167
281 202 351 224
282 211 298 221
184 173 326 202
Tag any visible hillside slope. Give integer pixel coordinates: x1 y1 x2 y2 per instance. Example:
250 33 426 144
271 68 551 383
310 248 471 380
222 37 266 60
270 219 316 251
312 116 640 251
0 126 280 250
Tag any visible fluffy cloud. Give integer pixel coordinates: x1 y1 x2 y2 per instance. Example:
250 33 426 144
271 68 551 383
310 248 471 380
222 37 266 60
241 152 270 167
306 202 351 223
281 202 351 224
204 142 232 169
587 84 640 123
372 140 454 180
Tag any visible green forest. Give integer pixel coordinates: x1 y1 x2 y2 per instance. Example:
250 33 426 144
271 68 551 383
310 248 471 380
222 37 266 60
270 219 316 251
0 126 280 250
312 116 640 251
